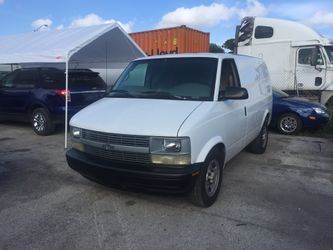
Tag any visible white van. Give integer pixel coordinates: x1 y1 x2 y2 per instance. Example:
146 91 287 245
66 54 272 207
235 17 333 104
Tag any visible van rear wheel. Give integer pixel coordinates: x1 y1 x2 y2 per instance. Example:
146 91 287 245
190 148 223 207
31 108 55 136
247 120 268 154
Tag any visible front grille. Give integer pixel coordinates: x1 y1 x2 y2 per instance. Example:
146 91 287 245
81 129 149 147
84 145 151 165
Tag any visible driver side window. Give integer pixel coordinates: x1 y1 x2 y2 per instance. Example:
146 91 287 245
298 47 324 66
219 59 241 92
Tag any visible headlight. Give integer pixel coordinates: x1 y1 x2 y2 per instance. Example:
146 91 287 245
71 127 81 139
70 127 84 151
314 107 327 115
150 137 191 166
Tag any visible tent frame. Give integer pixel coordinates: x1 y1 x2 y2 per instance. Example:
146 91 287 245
0 23 146 148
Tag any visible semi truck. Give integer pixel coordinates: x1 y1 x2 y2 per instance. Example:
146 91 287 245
235 17 333 104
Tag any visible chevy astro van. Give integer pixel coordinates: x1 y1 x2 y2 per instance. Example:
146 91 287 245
66 54 272 207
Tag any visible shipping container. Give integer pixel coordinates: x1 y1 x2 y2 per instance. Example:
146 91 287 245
129 25 210 56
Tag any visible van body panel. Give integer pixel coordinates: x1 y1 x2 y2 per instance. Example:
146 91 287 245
177 101 247 163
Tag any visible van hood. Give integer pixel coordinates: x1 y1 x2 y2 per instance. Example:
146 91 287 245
70 98 203 136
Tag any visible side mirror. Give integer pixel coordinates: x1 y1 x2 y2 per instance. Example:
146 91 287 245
315 64 326 72
219 87 249 100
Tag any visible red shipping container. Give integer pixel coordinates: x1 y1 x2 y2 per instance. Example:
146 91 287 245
129 25 210 56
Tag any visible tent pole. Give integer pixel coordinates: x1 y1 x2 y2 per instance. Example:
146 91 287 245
64 59 69 149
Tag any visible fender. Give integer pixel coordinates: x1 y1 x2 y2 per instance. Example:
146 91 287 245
260 109 271 128
195 136 225 163
27 101 49 114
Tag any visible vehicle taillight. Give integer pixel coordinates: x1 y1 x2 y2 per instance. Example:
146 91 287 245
56 90 71 102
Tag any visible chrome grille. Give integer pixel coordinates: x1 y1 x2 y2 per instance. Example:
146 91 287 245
84 145 151 164
81 129 149 147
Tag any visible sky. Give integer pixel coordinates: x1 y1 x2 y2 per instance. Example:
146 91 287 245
0 0 333 44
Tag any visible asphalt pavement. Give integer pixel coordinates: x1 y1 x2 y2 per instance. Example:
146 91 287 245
0 122 332 250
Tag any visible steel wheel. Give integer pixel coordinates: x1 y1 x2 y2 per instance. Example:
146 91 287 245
261 124 268 148
190 148 224 207
247 119 269 154
205 159 221 197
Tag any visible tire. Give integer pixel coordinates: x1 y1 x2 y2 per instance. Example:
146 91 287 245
31 108 55 136
190 148 224 207
247 119 268 154
277 113 302 135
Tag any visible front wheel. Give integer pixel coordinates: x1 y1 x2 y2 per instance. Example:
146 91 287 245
277 113 302 135
190 148 224 207
31 108 55 136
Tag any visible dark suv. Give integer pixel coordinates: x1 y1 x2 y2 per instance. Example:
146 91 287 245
0 67 106 135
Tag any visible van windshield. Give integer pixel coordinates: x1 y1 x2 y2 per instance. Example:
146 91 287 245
108 58 218 101
325 46 333 64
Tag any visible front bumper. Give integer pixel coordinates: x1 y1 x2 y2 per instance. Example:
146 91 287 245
303 114 330 129
66 149 202 193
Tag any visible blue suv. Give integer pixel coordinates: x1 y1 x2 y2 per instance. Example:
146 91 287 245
0 67 106 135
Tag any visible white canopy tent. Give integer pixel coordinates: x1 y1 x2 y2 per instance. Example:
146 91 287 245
0 23 146 147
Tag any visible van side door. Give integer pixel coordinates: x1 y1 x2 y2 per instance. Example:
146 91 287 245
218 59 247 160
296 47 327 90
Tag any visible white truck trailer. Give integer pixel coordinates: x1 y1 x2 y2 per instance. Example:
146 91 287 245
235 17 333 104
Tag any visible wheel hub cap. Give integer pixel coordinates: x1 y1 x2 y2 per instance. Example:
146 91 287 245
280 116 297 133
205 159 220 197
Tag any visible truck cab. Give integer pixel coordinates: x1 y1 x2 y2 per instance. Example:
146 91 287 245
235 16 333 105
66 54 272 207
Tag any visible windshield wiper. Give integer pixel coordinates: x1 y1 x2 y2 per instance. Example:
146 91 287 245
139 91 191 100
108 89 135 97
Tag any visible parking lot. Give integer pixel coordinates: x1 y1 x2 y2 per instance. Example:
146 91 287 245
0 122 332 250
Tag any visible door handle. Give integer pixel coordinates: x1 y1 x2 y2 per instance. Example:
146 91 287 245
244 107 247 116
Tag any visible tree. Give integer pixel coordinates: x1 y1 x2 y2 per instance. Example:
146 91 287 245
209 43 224 53
222 39 235 53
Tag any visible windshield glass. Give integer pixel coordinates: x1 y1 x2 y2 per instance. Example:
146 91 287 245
325 46 333 64
109 57 218 101
273 88 289 98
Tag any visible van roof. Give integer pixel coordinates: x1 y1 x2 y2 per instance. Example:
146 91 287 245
134 53 258 61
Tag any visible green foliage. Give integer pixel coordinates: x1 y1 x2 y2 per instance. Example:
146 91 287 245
209 43 224 53
222 39 235 52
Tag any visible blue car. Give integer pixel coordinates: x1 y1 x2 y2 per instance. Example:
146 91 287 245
271 88 331 134
0 67 106 135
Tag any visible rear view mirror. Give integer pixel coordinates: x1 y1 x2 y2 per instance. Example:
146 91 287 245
219 87 248 100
